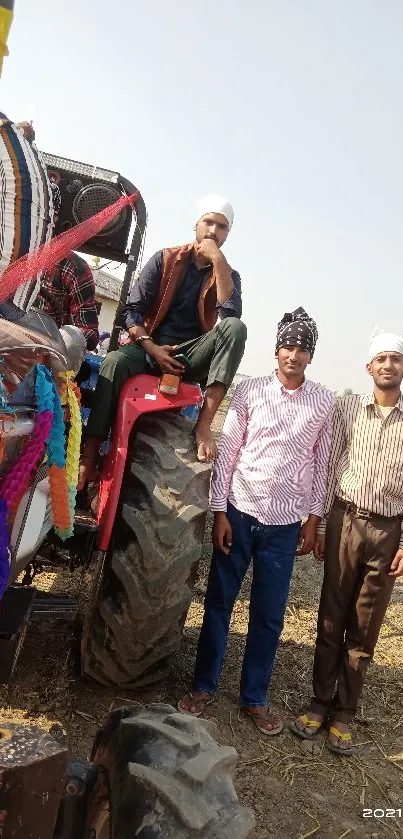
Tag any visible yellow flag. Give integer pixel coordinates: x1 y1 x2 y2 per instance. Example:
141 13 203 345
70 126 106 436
0 1 14 77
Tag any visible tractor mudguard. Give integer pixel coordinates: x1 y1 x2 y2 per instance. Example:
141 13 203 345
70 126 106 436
97 373 202 551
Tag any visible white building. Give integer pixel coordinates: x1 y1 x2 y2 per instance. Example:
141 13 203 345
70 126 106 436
93 269 123 335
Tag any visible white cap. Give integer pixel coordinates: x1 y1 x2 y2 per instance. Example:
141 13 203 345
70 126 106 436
368 326 403 363
195 194 234 229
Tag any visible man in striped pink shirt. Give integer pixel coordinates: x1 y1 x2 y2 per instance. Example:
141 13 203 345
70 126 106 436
179 307 336 734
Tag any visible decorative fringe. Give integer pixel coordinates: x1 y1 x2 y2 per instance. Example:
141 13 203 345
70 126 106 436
48 464 71 533
65 373 82 489
0 363 84 594
0 410 52 506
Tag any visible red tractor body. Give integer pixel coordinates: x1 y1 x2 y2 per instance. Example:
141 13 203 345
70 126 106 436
97 375 203 550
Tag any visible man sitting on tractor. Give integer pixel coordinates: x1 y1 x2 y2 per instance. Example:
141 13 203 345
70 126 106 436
79 194 247 486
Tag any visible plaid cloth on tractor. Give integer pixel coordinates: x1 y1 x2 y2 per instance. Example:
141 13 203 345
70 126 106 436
37 252 99 350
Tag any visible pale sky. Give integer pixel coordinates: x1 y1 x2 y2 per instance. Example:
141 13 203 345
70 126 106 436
3 1 403 392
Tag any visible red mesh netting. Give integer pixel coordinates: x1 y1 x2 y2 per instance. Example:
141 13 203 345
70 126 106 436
0 191 139 305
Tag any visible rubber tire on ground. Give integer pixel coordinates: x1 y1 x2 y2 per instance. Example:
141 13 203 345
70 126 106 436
81 412 211 688
87 703 255 838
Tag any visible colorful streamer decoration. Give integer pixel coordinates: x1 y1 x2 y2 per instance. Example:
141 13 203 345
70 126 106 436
53 371 82 540
0 363 82 599
63 373 82 536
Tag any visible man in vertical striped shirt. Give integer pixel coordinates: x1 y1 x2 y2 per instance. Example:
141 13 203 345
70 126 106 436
179 307 335 734
292 329 403 755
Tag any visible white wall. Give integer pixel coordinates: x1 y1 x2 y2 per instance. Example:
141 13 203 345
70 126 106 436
96 296 118 335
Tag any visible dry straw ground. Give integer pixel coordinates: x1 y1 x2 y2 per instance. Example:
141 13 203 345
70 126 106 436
0 401 402 838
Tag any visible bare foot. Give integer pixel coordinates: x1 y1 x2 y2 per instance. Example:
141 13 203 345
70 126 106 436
194 424 217 462
77 437 102 490
77 457 99 491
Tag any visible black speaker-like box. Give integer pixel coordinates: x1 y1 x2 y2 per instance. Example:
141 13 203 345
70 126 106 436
42 152 136 263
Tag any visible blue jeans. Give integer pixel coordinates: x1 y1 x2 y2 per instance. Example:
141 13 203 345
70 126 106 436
194 502 301 707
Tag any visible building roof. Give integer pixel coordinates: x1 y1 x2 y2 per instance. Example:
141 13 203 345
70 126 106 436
94 269 123 302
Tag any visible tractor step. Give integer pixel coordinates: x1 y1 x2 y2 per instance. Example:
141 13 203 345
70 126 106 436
0 587 36 683
0 588 78 684
32 592 78 621
74 509 99 535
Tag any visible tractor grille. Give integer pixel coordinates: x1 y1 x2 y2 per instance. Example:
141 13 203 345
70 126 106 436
42 153 119 184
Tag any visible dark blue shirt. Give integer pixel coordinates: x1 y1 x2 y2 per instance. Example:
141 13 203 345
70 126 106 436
123 249 242 344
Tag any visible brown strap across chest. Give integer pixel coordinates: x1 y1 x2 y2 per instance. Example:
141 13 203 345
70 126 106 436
143 243 218 335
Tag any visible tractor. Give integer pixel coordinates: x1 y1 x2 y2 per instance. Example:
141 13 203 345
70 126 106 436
3 151 211 689
0 153 255 837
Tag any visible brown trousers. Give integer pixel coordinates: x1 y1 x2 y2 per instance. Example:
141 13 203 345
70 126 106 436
311 500 400 723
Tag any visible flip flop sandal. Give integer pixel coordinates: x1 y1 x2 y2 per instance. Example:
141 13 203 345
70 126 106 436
327 725 356 756
289 713 324 740
177 692 215 717
241 708 283 736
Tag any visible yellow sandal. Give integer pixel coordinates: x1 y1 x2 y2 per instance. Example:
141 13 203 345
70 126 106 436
327 725 356 756
289 712 324 740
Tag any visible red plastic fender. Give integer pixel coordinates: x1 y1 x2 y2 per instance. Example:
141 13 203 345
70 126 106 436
97 374 202 551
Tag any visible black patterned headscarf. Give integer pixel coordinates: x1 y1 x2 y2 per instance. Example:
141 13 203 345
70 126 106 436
275 306 318 357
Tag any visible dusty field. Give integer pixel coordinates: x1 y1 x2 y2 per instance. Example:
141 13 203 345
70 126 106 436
1 403 403 838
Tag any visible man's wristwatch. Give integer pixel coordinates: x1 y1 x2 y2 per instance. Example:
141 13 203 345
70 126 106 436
134 334 152 344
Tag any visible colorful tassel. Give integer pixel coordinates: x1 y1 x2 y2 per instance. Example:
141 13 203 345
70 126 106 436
0 363 84 596
0 409 52 506
48 464 71 532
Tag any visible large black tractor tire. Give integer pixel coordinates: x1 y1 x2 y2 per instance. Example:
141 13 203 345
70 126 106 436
87 703 255 839
81 412 211 688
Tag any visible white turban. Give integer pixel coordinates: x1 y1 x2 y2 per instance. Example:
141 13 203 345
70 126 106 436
368 326 403 363
195 194 234 230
